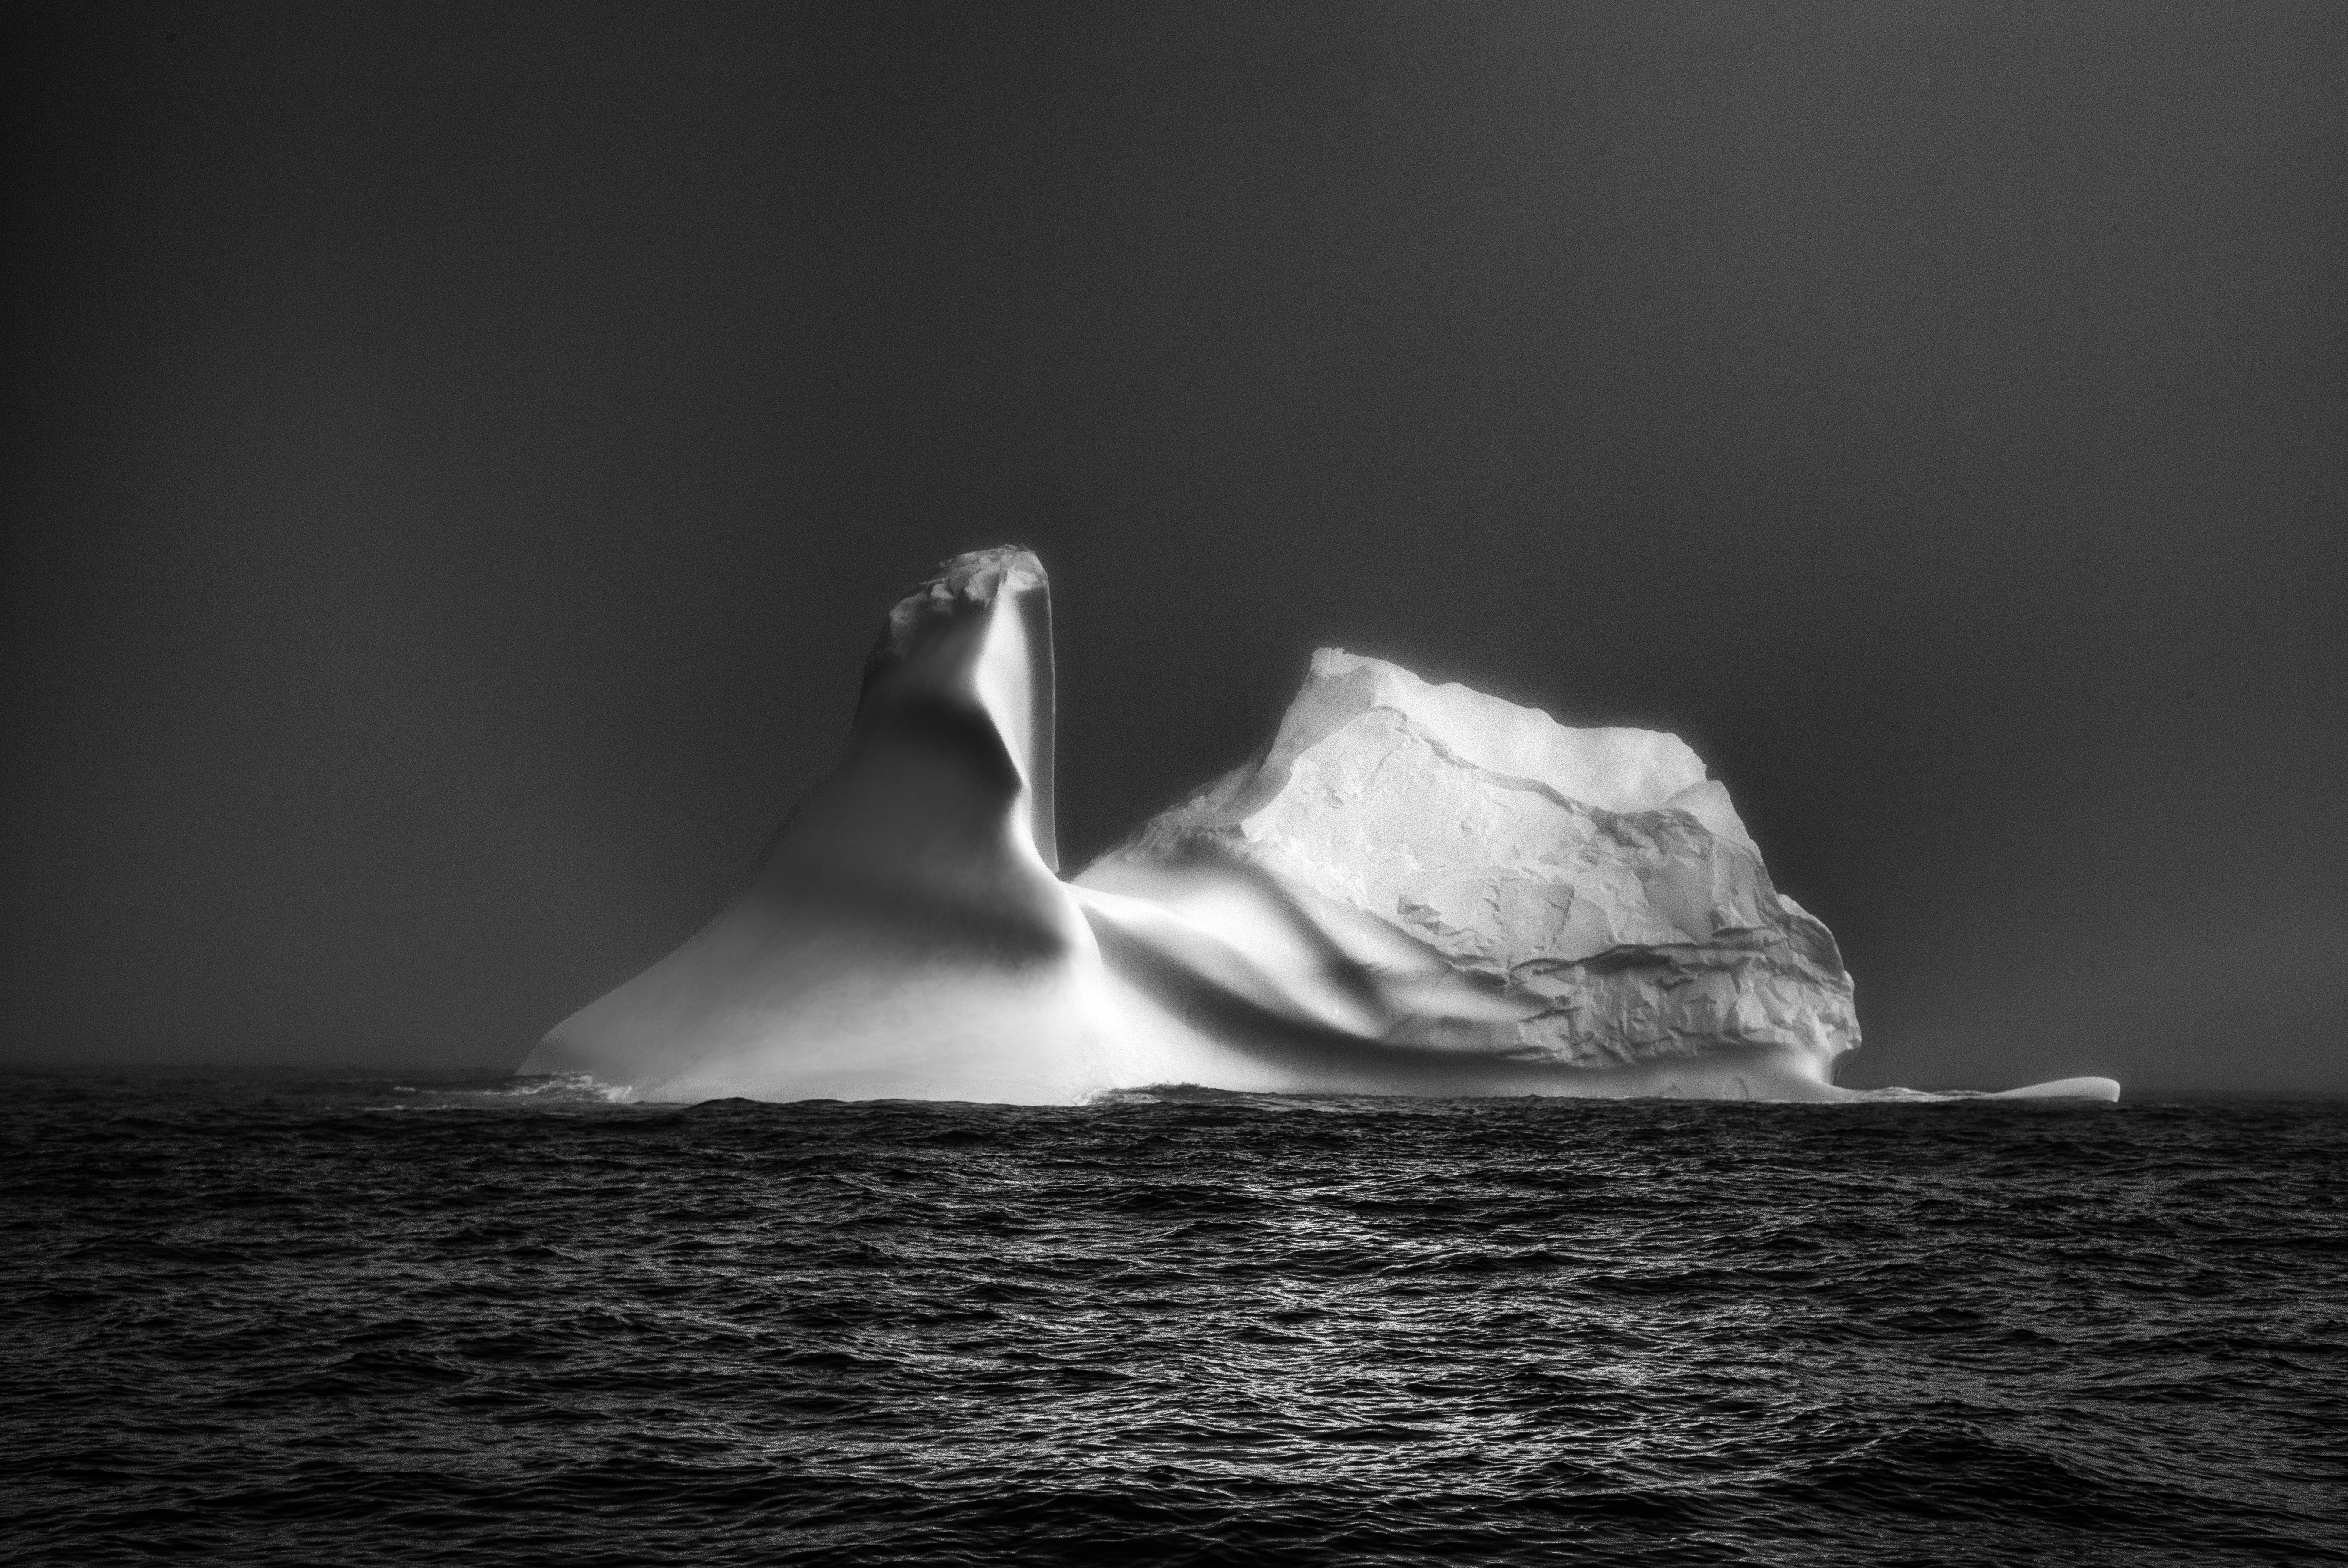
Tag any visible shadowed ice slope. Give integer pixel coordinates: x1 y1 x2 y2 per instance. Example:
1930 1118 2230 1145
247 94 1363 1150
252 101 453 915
528 548 2117 1105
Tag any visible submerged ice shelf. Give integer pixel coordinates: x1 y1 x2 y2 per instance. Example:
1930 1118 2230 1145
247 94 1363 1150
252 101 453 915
525 548 2117 1105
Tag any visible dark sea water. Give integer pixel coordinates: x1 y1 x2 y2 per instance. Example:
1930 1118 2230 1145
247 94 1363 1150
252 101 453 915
3 1074 2344 1566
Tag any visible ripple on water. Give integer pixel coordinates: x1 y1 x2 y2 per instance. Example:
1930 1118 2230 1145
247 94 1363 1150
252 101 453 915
2 1074 2343 1566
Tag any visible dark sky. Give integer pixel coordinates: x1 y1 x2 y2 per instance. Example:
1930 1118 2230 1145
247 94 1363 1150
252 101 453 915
6 2 2343 1091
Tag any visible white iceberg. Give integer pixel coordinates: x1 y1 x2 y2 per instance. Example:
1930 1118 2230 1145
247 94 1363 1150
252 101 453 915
526 548 2117 1105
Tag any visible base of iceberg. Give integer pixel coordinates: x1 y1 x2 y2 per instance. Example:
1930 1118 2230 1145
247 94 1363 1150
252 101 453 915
1988 1076 2123 1101
525 548 2118 1106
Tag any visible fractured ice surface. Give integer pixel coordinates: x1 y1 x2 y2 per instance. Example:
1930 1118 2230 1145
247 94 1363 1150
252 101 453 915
526 548 2118 1105
1079 650 1859 1080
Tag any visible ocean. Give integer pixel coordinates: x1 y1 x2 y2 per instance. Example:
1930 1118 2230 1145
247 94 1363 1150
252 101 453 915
4 1073 2343 1566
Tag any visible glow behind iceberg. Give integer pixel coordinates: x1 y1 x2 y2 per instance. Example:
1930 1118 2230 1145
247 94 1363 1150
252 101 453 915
526 548 2117 1104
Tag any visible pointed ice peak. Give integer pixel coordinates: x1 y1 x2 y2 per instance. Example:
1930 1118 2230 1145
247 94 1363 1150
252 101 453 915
874 546 1048 666
854 546 1058 871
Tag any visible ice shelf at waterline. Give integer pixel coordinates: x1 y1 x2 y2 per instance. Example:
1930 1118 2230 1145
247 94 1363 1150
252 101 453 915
526 548 2118 1105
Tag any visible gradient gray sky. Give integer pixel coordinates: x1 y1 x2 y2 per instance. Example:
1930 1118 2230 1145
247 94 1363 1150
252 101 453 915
6 2 2343 1091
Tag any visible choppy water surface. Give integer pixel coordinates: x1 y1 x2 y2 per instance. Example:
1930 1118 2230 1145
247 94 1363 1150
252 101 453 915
4 1074 2344 1565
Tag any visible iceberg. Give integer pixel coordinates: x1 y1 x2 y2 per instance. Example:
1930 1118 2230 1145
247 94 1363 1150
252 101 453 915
526 548 2118 1105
